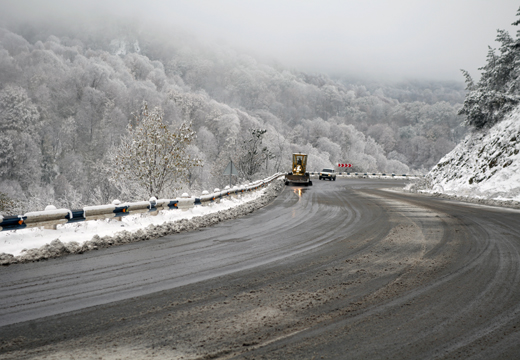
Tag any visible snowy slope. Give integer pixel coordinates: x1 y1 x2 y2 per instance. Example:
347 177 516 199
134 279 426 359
427 106 520 201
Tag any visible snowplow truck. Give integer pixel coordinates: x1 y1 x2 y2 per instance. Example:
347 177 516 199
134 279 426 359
285 153 312 186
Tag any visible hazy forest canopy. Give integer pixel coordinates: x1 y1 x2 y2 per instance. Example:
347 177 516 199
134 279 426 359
0 19 467 214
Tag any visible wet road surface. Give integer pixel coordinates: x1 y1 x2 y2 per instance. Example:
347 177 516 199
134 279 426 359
1 178 520 359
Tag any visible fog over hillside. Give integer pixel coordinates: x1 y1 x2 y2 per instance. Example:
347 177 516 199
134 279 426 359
2 0 518 81
0 8 476 215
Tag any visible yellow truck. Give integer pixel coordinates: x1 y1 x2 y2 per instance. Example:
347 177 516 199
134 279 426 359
285 153 312 186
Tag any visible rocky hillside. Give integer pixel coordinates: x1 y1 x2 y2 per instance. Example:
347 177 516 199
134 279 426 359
428 106 520 201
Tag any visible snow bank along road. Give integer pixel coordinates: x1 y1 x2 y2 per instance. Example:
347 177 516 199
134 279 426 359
1 178 520 359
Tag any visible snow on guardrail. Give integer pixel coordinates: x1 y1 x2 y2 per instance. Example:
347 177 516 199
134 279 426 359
0 173 285 232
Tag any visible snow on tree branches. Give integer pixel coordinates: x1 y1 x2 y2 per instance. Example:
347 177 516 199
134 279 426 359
236 128 273 180
109 103 202 199
459 10 520 129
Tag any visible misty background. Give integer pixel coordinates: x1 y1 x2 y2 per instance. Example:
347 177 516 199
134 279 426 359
0 0 517 214
2 0 518 80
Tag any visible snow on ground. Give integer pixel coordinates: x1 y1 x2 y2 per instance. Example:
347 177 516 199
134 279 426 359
1 195 258 257
0 179 284 265
417 106 520 202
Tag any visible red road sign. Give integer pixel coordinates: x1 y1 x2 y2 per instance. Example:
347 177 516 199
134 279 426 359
338 163 352 168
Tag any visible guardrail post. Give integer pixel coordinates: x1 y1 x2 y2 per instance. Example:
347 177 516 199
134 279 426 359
149 197 158 216
113 200 123 221
67 209 85 224
0 215 26 232
167 200 179 210
44 205 58 230
213 188 221 203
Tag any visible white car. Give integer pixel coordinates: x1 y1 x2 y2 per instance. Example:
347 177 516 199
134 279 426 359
319 168 336 181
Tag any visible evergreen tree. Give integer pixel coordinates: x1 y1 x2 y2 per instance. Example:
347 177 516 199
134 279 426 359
459 8 520 129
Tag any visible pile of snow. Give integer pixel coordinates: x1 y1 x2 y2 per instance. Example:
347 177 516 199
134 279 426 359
0 179 284 265
423 106 520 202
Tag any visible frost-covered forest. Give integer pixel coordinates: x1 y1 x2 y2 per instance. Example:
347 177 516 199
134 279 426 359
459 7 520 130
0 19 467 214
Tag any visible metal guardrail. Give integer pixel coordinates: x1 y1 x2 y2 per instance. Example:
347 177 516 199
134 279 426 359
0 173 284 232
309 172 425 177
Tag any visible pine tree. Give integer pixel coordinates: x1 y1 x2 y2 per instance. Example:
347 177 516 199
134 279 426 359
459 8 520 129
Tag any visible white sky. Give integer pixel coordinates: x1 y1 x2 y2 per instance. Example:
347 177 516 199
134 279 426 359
1 0 519 81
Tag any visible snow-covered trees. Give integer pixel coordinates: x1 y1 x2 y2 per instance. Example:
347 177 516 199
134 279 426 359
459 8 520 129
109 103 201 199
0 86 42 191
0 85 39 132
236 128 272 180
0 21 467 213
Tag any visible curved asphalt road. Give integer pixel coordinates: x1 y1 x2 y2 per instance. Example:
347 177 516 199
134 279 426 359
1 178 520 359
0 178 373 326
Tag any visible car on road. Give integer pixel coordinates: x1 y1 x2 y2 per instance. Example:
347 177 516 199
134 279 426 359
319 168 336 181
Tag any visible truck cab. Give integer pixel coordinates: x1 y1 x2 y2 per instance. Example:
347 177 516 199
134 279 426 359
285 153 312 186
